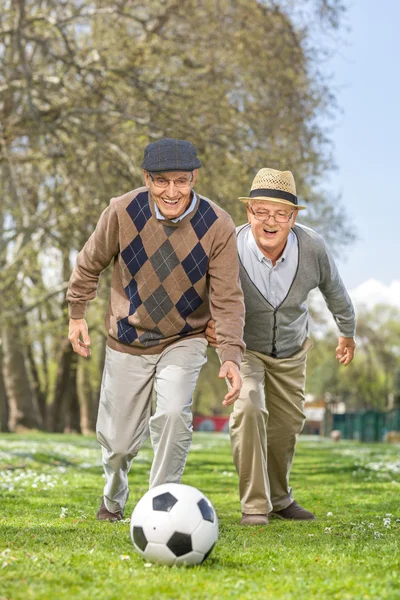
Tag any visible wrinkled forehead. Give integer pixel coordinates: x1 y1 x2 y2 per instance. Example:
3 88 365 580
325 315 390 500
248 199 292 213
151 171 192 178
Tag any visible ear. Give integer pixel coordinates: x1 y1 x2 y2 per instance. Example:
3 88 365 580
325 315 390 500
143 170 151 187
246 203 252 224
290 209 299 228
191 169 198 185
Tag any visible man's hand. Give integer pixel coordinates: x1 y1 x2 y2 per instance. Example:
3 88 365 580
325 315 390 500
219 360 242 406
205 319 218 348
68 318 91 358
336 336 356 366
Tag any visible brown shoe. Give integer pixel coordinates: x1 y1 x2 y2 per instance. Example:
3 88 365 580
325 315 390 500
270 500 315 521
96 498 123 522
240 513 269 526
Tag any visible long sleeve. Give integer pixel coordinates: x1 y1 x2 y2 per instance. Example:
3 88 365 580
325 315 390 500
208 215 246 367
66 201 120 319
318 244 356 338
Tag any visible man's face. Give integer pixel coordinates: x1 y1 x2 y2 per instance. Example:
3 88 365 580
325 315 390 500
247 200 298 258
143 170 198 219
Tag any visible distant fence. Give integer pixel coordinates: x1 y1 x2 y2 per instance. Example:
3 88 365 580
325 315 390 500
322 408 400 442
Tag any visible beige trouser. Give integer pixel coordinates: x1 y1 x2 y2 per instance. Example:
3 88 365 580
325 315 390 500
230 339 312 514
96 338 208 513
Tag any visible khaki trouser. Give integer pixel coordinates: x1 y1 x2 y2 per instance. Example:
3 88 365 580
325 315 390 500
96 338 208 513
230 339 312 514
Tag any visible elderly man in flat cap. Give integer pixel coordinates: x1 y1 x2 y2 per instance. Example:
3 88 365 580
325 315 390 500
207 168 356 525
67 138 245 521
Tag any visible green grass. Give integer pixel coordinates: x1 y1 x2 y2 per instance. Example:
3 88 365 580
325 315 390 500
0 433 399 600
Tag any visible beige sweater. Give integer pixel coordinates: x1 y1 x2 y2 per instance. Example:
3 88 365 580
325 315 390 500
67 187 245 367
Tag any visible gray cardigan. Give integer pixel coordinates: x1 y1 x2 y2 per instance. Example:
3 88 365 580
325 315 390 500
237 223 356 358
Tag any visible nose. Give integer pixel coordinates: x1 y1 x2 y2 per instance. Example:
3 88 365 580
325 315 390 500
260 214 276 223
165 180 179 196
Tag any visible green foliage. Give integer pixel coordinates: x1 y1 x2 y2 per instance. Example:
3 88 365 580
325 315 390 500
307 304 400 410
0 432 399 599
0 0 352 428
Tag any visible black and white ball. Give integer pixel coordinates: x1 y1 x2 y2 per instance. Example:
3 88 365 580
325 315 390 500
130 483 218 566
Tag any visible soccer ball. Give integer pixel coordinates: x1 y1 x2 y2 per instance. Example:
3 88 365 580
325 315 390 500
130 483 218 566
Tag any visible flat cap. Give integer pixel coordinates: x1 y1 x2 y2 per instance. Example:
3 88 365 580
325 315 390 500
142 138 202 172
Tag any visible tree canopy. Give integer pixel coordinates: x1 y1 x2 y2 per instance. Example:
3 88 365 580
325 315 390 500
0 0 356 431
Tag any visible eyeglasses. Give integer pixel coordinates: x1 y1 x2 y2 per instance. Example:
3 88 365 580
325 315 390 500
148 173 193 189
249 206 295 224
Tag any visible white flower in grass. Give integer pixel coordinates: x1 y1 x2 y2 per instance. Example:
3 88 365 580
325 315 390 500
60 507 68 518
1 549 10 557
144 563 153 568
383 518 391 528
120 555 130 561
374 532 382 538
326 512 333 517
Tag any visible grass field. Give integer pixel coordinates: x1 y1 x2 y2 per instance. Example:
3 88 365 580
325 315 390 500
0 432 399 600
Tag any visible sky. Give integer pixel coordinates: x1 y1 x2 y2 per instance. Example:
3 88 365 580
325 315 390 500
320 0 400 304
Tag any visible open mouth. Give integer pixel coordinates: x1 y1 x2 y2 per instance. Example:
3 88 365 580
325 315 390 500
161 198 179 206
263 227 278 236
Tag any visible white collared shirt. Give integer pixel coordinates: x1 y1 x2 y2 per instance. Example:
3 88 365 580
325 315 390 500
154 192 197 222
239 227 299 308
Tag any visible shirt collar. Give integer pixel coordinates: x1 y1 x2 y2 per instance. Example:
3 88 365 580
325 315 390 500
154 191 197 222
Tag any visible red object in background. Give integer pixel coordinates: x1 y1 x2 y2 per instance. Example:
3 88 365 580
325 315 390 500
193 416 229 432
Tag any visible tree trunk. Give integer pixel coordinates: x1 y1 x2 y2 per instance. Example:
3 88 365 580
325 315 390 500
0 349 9 432
1 325 40 430
26 342 47 427
49 339 80 433
77 361 96 434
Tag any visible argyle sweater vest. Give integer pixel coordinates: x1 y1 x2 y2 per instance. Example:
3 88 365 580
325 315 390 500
67 187 245 366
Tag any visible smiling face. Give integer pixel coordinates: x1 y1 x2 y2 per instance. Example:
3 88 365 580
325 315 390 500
247 199 298 263
143 170 198 220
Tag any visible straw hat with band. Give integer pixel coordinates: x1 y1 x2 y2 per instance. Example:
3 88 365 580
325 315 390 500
239 168 306 211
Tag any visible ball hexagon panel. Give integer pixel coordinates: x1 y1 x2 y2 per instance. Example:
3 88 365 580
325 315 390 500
174 550 205 567
141 510 175 544
168 500 203 534
191 518 219 554
144 542 177 566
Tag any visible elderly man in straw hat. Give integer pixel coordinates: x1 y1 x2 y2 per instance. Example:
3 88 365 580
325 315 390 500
67 138 245 521
207 168 356 525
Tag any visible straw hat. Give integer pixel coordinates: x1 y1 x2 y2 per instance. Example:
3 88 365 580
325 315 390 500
239 168 306 210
